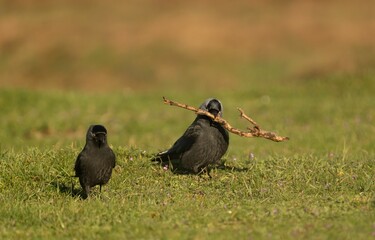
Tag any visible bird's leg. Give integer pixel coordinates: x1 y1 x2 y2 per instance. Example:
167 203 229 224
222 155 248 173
197 167 212 179
82 186 90 199
71 178 74 196
206 167 212 179
100 185 102 193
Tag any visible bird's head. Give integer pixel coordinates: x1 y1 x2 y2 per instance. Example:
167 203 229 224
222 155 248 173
87 125 108 148
199 98 223 118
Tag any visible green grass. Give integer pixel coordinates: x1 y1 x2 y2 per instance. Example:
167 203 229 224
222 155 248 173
0 71 374 239
0 147 373 239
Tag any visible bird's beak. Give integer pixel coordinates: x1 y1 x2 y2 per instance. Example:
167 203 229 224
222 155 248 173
210 110 219 117
208 108 221 118
95 132 106 148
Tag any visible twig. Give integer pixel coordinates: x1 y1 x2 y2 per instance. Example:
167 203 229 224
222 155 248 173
163 96 289 142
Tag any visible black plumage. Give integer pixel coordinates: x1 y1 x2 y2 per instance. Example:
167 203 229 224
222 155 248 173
152 98 229 175
74 125 116 198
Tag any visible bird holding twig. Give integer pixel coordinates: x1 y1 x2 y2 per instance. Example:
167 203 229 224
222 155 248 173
152 98 229 177
74 125 116 199
162 96 289 142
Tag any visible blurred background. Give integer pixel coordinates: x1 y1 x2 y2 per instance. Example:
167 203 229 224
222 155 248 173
0 0 374 155
1 0 374 92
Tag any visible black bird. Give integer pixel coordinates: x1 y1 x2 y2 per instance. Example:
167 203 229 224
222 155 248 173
74 125 116 198
152 98 229 176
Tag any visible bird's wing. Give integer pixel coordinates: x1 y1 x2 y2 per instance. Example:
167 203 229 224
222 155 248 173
109 149 116 168
159 121 202 160
74 151 86 177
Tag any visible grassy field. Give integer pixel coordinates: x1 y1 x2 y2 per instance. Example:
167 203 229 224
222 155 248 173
0 77 374 239
1 0 375 239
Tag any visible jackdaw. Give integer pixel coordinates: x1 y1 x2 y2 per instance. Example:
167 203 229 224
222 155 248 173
74 124 116 198
152 98 229 176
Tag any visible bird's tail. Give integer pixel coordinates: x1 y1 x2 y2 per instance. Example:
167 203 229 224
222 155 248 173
150 150 181 167
151 151 186 173
150 150 169 163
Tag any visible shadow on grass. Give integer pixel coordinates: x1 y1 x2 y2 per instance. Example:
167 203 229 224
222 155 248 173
50 180 84 199
153 162 249 178
215 164 250 172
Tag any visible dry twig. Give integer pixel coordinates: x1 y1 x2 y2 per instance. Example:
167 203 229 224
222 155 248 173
163 96 289 142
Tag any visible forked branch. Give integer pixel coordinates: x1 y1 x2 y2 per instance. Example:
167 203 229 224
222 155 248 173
163 96 289 142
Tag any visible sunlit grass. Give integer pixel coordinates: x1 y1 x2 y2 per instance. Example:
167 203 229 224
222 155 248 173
0 146 373 239
0 71 374 238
